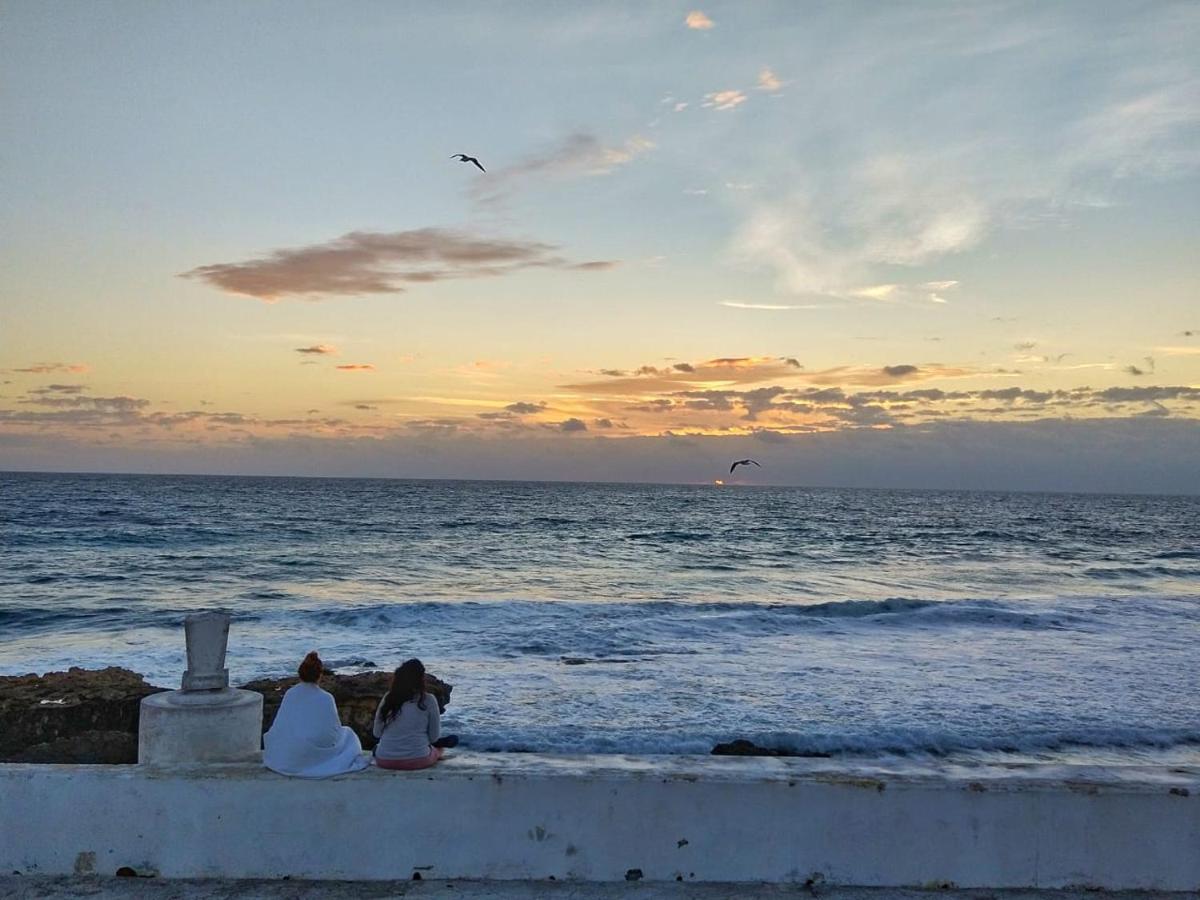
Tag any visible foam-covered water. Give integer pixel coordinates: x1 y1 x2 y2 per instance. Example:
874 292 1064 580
2 472 1197 762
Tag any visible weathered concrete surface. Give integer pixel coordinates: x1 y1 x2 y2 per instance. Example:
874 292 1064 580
2 755 1197 889
0 876 1195 899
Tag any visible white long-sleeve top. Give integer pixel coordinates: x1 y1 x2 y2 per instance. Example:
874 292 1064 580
372 693 440 760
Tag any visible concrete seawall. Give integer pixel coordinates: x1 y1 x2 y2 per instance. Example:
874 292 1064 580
2 754 1197 889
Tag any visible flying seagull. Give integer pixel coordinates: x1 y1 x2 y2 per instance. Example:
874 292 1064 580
451 153 486 172
729 459 761 474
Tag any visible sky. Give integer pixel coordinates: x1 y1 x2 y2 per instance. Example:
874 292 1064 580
1 1 1198 491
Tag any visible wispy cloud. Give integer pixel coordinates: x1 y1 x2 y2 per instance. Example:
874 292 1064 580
685 11 714 30
182 228 613 301
505 401 547 415
702 90 746 111
336 364 375 372
295 344 337 355
756 68 783 92
801 363 974 386
848 280 960 305
853 284 899 301
470 133 653 206
11 362 89 374
564 357 807 394
28 384 86 395
20 394 148 412
1125 356 1157 376
727 5 1200 298
720 301 826 310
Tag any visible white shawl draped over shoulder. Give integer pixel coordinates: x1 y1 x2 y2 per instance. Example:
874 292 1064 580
263 682 368 778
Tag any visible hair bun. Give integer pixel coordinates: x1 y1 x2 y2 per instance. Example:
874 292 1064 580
297 651 323 682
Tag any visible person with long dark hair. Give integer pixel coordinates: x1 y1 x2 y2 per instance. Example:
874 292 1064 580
372 658 457 770
263 651 368 777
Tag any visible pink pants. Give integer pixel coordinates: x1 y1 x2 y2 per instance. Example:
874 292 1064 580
375 746 443 771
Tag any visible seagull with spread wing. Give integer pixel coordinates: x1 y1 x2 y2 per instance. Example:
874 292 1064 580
729 459 761 474
451 153 486 172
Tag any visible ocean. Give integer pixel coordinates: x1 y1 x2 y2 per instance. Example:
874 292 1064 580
2 471 1197 763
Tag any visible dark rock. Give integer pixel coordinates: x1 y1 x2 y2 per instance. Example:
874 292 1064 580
325 658 377 670
1 665 452 762
240 670 453 750
712 739 781 756
8 730 139 764
711 738 830 758
0 667 165 762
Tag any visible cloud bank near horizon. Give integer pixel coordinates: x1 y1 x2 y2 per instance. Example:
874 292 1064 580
3 417 1197 496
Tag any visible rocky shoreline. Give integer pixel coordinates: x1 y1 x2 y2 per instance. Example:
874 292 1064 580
0 667 816 763
0 667 452 764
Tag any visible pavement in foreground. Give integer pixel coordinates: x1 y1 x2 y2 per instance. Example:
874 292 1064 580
1 878 1195 900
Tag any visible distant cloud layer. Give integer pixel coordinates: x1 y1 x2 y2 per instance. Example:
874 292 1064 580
3 371 1199 493
181 228 614 301
3 412 1197 496
10 362 89 374
562 356 975 394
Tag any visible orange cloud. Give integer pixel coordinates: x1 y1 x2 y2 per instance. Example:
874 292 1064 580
563 357 803 394
336 364 375 372
685 10 714 29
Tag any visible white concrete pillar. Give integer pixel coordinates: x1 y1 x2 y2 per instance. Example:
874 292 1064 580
138 688 263 765
138 611 263 766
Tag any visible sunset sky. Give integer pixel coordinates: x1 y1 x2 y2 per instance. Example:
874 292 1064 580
2 2 1198 490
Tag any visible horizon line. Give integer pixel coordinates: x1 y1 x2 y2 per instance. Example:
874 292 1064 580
2 468 1196 499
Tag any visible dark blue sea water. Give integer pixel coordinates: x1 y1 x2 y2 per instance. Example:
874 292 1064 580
2 471 1198 761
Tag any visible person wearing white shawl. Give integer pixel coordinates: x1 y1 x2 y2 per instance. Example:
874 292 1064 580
263 652 369 778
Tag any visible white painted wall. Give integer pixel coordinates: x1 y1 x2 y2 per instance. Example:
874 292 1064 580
1 755 1196 889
